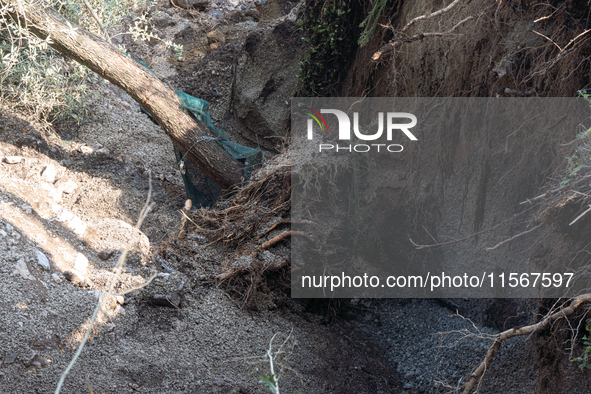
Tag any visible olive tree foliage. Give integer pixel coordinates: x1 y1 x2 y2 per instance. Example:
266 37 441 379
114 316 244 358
0 0 162 122
1 1 244 187
2 1 105 120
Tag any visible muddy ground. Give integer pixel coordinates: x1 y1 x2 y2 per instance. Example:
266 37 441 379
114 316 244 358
0 0 566 393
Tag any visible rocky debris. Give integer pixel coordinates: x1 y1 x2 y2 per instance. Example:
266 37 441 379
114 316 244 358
95 147 110 155
51 272 65 283
35 250 50 270
148 272 188 308
228 9 259 22
74 253 89 274
233 20 306 150
98 250 115 260
25 353 51 369
56 209 87 235
4 352 17 365
176 0 211 11
153 11 177 28
39 181 62 203
40 163 57 182
206 29 226 45
54 178 77 194
84 219 150 264
79 145 94 154
4 156 22 164
13 258 35 280
63 269 90 287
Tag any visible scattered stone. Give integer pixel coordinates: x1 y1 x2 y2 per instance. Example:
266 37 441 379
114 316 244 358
96 147 110 155
5 223 13 232
0 229 6 237
206 30 226 45
40 163 57 183
177 0 210 11
63 270 89 287
35 250 50 270
245 7 260 21
98 250 114 260
404 371 415 379
79 145 94 155
149 272 188 308
51 272 64 283
74 253 89 274
228 10 246 22
152 292 182 308
57 210 87 235
4 352 17 364
210 42 219 51
25 354 50 369
4 156 22 164
115 305 125 316
39 182 62 203
55 178 77 194
14 258 35 280
403 383 413 389
85 219 150 263
153 12 176 28
115 295 125 305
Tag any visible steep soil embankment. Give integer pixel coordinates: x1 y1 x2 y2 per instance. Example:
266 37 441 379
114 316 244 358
332 0 591 392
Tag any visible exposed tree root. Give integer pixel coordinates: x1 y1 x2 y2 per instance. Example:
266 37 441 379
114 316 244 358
461 294 591 394
260 230 316 251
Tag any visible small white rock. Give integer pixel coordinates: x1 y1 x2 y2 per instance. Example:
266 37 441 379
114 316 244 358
55 179 77 194
74 253 89 273
41 163 57 183
35 250 50 270
39 182 62 203
51 203 62 215
69 216 87 235
0 229 6 237
14 258 34 280
6 223 13 231
51 272 64 283
4 156 22 164
79 145 94 154
57 210 87 235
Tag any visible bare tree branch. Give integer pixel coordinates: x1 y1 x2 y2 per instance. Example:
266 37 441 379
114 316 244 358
461 294 591 394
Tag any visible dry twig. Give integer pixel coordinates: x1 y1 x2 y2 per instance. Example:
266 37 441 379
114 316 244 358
485 223 543 250
372 0 467 61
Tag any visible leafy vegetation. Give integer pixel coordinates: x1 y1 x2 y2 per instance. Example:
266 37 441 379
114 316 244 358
295 0 364 97
571 319 591 371
0 0 181 124
560 91 591 186
358 0 388 47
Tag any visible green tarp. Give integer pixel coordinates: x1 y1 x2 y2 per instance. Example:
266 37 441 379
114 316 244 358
133 56 262 208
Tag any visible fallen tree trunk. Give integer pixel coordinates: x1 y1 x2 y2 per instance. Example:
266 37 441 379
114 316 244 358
2 2 244 189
